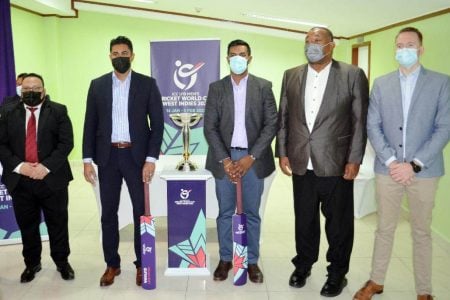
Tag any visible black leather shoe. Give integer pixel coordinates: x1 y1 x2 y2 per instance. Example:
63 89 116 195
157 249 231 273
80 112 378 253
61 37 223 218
320 276 347 297
57 263 75 280
213 260 232 281
20 263 42 283
289 269 311 288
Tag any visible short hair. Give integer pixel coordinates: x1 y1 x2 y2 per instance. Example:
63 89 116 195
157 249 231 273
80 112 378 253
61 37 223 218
110 36 133 52
17 73 28 79
309 27 334 42
227 39 251 56
396 27 423 45
22 73 45 87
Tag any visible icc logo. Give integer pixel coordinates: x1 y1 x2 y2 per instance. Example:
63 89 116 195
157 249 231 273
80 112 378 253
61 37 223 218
142 244 152 254
180 189 191 200
173 60 205 90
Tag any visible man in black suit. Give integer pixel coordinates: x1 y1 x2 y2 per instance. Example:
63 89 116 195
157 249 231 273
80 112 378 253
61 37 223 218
1 73 27 106
82 36 164 287
0 73 75 283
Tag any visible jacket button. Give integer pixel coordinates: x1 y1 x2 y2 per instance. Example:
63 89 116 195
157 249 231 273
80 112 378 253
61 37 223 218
399 127 403 130
399 144 402 148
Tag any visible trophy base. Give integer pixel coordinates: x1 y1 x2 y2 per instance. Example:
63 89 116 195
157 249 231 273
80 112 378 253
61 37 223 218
176 160 198 172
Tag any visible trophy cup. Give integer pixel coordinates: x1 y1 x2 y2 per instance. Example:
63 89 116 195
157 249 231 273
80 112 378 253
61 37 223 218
169 112 202 171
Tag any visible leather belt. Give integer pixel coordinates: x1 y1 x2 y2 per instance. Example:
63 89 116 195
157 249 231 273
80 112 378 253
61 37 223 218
230 147 247 151
111 142 132 149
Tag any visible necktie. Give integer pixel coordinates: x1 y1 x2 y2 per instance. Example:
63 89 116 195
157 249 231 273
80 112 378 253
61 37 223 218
25 107 38 163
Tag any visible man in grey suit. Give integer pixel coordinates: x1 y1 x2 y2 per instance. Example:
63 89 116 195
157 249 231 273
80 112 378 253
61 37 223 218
276 27 369 297
354 27 450 300
204 39 278 283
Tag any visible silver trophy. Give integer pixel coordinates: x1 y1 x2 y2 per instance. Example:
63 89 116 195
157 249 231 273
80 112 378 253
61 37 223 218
169 112 202 171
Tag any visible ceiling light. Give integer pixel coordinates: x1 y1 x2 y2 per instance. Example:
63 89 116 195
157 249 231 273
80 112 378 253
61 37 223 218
243 12 327 28
133 0 156 3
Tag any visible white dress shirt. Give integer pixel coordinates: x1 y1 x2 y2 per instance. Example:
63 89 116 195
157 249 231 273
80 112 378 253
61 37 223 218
304 63 332 170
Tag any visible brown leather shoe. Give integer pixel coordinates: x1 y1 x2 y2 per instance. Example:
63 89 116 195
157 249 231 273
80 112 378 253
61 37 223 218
248 264 264 283
353 280 384 300
136 267 142 286
99 267 121 287
417 295 433 300
213 260 232 281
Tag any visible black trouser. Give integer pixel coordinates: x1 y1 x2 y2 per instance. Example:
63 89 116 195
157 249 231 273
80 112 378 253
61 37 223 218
291 170 354 279
98 147 145 268
11 177 70 268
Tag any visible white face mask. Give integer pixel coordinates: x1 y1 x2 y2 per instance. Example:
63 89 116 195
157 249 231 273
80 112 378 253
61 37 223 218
395 48 419 68
16 85 22 95
229 56 248 75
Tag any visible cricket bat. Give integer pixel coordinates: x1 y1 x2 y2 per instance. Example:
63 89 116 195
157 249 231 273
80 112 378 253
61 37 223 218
232 177 248 286
140 182 156 290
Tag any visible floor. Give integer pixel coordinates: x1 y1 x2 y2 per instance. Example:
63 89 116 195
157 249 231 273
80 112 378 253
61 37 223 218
0 162 449 300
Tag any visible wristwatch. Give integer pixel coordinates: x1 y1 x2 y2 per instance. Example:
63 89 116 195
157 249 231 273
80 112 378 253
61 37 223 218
410 161 422 173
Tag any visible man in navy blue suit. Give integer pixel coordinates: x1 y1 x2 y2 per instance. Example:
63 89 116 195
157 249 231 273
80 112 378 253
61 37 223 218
82 36 164 287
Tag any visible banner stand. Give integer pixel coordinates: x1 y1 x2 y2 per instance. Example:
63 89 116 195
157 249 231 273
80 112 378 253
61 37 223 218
160 169 212 276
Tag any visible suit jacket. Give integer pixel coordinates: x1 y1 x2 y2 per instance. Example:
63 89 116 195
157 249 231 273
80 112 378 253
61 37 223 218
82 71 164 167
367 67 450 178
0 97 74 192
276 60 369 176
204 74 278 179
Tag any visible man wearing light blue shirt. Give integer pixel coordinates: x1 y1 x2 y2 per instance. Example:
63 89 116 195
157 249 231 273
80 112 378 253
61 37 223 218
82 36 164 287
354 27 450 300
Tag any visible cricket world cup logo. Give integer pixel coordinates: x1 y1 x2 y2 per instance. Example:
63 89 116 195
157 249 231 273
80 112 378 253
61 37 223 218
180 189 192 200
173 60 205 90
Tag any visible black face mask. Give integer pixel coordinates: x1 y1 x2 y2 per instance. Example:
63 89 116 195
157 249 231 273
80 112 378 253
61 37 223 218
112 57 131 73
22 91 43 107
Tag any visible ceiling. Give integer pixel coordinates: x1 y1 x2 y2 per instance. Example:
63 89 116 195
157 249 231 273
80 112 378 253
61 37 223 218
10 0 450 39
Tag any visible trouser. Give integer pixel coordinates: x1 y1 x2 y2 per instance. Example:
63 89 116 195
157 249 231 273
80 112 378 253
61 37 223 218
215 149 264 264
12 177 70 268
370 174 438 295
292 170 354 279
98 147 145 268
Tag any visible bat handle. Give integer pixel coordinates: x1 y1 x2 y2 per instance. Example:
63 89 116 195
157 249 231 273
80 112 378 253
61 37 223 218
144 182 150 216
236 177 243 215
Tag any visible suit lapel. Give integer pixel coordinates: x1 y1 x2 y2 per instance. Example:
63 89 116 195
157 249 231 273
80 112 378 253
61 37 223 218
245 75 256 119
407 67 426 116
224 76 235 125
37 100 50 143
128 71 137 116
297 66 308 127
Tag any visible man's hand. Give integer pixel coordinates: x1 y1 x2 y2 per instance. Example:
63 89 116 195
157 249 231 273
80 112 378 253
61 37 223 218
19 162 37 178
29 163 49 180
83 163 97 185
223 158 237 182
232 155 255 179
343 163 360 180
142 162 156 183
389 161 414 185
279 157 292 176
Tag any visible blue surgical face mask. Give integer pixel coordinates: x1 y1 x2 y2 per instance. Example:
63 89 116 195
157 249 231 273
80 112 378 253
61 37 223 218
229 56 248 75
395 48 419 68
305 42 330 63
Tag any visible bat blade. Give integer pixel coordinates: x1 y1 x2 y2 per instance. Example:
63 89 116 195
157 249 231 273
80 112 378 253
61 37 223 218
141 183 156 290
232 178 247 286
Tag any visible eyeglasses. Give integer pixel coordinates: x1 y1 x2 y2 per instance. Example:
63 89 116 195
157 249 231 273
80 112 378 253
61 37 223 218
21 87 43 92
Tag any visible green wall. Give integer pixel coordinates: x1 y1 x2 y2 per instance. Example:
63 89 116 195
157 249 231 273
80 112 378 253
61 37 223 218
10 8 450 241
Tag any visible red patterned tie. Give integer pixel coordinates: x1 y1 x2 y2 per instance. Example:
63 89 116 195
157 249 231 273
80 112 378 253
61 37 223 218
25 107 38 163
